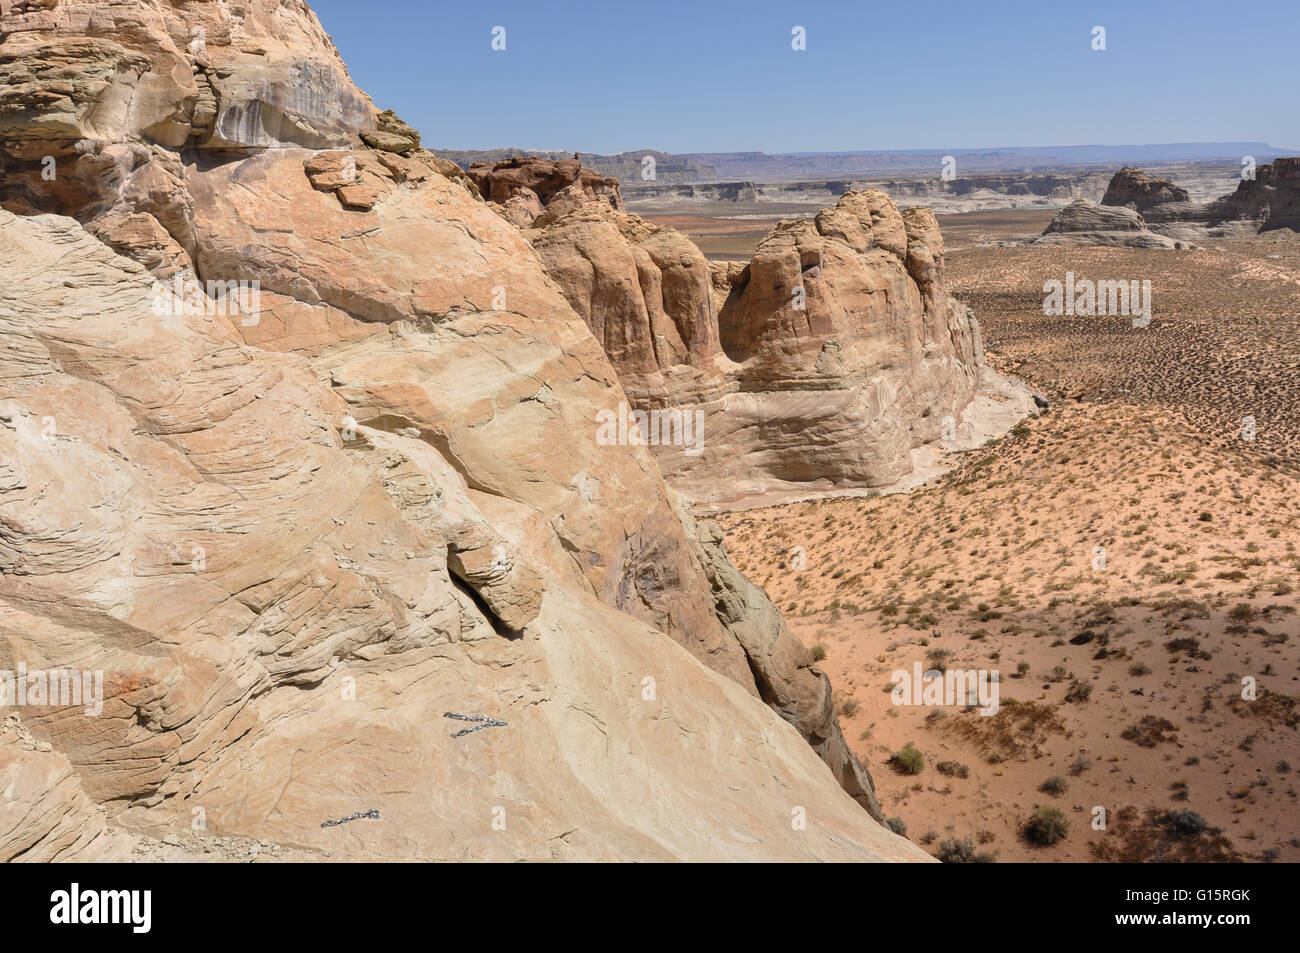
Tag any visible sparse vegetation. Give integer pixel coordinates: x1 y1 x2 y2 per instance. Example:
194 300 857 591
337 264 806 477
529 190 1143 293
935 837 995 863
1121 716 1179 748
1024 806 1069 846
1039 775 1069 796
891 743 925 775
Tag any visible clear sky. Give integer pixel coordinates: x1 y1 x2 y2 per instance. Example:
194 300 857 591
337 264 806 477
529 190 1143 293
308 0 1300 155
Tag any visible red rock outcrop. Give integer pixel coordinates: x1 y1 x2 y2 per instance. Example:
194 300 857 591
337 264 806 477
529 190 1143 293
0 0 916 860
468 156 623 210
525 195 725 404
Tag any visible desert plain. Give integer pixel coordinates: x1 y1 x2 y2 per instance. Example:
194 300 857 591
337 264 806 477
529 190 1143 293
651 192 1300 861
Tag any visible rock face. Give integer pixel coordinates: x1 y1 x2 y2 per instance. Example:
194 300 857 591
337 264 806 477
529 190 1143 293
1090 161 1300 240
514 179 1004 504
1033 198 1186 249
1101 167 1190 209
468 156 623 210
0 0 371 151
524 194 724 404
0 0 922 861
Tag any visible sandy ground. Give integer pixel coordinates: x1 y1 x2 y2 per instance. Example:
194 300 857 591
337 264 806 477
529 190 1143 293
693 208 1300 862
715 402 1299 862
949 238 1300 465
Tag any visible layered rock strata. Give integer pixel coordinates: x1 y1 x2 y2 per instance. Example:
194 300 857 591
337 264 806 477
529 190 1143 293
503 176 1011 504
0 0 915 860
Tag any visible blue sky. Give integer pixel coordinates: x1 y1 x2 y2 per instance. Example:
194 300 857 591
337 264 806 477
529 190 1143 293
308 0 1300 154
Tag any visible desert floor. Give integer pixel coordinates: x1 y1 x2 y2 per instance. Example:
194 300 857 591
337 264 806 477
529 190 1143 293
665 206 1300 861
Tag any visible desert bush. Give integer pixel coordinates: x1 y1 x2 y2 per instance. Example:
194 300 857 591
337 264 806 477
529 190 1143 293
1040 775 1069 796
935 837 995 863
1122 715 1179 747
1065 679 1093 703
1228 603 1257 623
1025 806 1069 846
926 647 953 672
892 743 925 775
1168 810 1208 836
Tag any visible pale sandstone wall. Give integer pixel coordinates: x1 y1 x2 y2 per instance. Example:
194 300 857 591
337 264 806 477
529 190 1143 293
0 0 916 859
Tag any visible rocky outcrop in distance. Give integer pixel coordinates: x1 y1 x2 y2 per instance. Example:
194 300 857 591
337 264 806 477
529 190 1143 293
438 148 718 185
1042 160 1300 245
624 172 1111 214
1101 167 1190 209
0 0 928 861
1032 199 1189 249
467 156 623 211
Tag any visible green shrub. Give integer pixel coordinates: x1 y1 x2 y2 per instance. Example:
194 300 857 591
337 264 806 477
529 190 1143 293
1065 679 1093 703
1040 775 1069 796
1025 806 1069 846
935 837 995 863
892 743 925 775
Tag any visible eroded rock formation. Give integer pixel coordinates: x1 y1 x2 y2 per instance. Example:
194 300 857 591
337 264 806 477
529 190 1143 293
468 156 623 210
1101 167 1190 210
0 0 919 861
507 174 1022 504
1069 160 1300 243
1033 198 1186 249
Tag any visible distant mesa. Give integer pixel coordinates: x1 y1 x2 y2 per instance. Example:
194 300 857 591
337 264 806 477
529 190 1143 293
434 144 1296 186
1034 159 1300 246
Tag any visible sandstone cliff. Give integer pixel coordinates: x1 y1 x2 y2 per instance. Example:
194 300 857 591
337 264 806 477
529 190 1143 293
481 158 1023 506
0 0 919 860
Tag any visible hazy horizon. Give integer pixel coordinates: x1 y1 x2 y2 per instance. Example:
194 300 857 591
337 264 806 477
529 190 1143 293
433 141 1299 159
